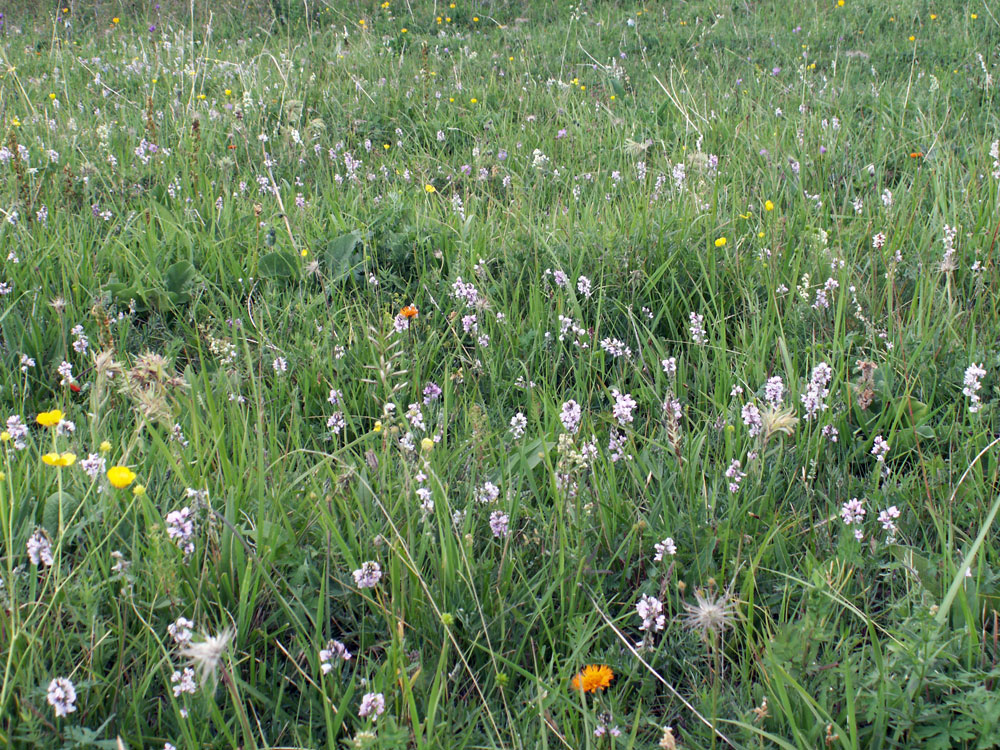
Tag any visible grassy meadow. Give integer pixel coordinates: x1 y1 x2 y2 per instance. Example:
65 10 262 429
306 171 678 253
1 0 1000 747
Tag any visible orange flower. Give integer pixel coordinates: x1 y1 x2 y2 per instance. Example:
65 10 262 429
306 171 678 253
909 151 923 158
571 664 614 693
401 305 419 319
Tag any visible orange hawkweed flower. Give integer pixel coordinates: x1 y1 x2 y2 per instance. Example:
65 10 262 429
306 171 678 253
909 151 923 158
571 664 614 693
401 305 419 319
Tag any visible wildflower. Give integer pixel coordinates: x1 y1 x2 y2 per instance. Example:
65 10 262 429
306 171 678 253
168 617 195 646
179 627 233 686
764 376 785 407
424 184 436 193
611 389 638 426
636 593 666 632
165 507 195 556
27 529 54 567
358 692 386 720
42 452 77 467
662 357 677 376
401 304 418 319
474 482 501 504
509 412 527 438
353 561 382 589
171 667 197 697
570 665 614 693
80 453 107 480
47 677 77 717
742 402 763 437
688 312 706 345
272 357 288 373
99 441 112 453
724 459 746 493
841 497 866 539
963 363 986 413
560 400 583 434
107 466 137 489
764 200 774 211
871 435 890 462
654 537 677 561
319 640 352 673
489 510 510 538
36 409 65 427
422 382 442 403
681 589 735 638
714 237 727 247
659 726 678 749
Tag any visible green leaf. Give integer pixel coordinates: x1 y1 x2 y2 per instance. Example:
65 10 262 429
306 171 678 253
258 251 300 280
42 491 83 536
323 231 362 283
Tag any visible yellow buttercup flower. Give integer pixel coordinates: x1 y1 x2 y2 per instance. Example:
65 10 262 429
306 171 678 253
714 237 727 248
42 452 77 467
107 466 137 489
0 431 10 442
37 410 65 427
764 200 774 211
424 184 436 193
373 420 383 433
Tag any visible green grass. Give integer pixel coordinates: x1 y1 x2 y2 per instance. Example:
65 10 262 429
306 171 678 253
1 1 1000 748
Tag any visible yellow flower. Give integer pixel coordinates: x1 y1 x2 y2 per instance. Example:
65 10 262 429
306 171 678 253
224 89 232 96
42 452 77 467
300 248 309 257
930 13 937 19
133 484 146 497
359 19 366 26
373 420 383 433
449 2 455 7
908 35 915 41
424 184 436 193
49 92 56 100
383 143 390 149
10 116 20 128
470 98 478 104
764 200 774 211
571 665 614 693
112 16 119 24
610 95 615 100
37 410 65 427
401 28 408 33
473 16 479 22
837 0 844 5
714 237 727 247
971 13 977 19
758 231 765 238
421 437 434 452
99 441 112 453
0 431 10 442
107 466 137 489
